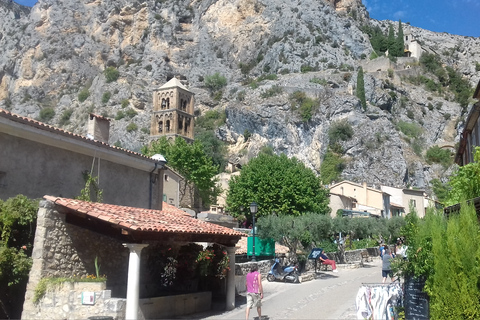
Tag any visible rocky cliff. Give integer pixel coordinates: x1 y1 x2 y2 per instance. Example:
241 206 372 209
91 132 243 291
1 0 479 196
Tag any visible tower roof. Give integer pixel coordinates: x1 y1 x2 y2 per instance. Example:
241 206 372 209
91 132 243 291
159 77 190 92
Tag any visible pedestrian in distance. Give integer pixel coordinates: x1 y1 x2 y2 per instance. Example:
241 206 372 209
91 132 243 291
318 248 338 273
382 246 395 283
246 263 263 320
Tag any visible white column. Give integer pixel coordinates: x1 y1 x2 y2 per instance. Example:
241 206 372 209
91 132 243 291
123 243 149 320
225 246 236 311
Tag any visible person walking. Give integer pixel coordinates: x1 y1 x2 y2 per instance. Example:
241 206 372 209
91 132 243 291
382 246 394 283
246 263 263 320
319 248 338 273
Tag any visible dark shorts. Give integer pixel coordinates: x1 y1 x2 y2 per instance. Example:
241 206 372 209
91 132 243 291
382 270 393 278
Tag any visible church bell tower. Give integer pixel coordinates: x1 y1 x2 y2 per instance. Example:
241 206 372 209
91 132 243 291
150 78 195 142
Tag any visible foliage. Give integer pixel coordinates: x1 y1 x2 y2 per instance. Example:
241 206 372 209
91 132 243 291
194 130 226 173
121 99 129 108
38 107 55 122
126 122 138 132
310 77 328 85
104 67 119 83
204 73 227 92
78 88 90 102
445 147 480 206
142 137 221 207
195 110 226 131
226 152 330 219
260 85 283 98
75 171 103 202
425 146 452 167
289 91 319 122
0 195 38 318
101 91 111 104
328 119 354 146
257 213 333 258
33 274 107 305
319 150 345 184
125 108 137 118
395 204 480 318
59 108 73 126
196 249 214 277
396 121 422 138
431 178 449 204
356 67 367 110
427 204 480 319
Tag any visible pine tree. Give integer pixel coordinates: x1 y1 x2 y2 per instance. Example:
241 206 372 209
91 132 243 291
356 67 367 110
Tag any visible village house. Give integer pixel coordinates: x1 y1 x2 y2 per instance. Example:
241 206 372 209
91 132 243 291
329 181 390 218
0 109 181 210
329 181 428 219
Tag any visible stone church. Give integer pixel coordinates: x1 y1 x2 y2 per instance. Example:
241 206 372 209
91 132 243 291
150 77 195 142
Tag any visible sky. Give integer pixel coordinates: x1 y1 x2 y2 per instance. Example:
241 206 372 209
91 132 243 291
365 0 480 37
13 0 480 38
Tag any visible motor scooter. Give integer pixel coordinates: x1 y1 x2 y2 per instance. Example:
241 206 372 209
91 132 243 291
267 258 300 283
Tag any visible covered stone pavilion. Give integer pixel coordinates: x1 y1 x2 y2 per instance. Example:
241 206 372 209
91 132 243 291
21 196 245 320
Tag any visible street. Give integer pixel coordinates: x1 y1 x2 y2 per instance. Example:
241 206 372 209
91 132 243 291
201 258 384 320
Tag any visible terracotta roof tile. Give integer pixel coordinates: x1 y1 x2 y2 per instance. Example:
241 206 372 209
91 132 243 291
43 196 245 237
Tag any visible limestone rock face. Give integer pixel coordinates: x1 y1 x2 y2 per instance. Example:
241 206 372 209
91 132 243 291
0 0 479 195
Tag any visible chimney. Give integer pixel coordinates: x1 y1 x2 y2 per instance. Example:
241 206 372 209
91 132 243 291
87 113 110 143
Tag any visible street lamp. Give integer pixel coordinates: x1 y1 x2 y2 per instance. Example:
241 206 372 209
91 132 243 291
250 202 258 262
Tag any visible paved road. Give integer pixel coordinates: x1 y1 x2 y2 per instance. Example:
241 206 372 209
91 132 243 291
196 258 384 320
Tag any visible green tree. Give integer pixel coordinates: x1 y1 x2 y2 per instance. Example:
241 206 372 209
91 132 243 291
396 20 404 57
226 152 330 219
431 178 449 204
387 24 397 57
320 150 345 184
445 147 480 205
0 195 38 319
195 130 226 172
257 213 333 259
142 137 221 208
356 67 367 110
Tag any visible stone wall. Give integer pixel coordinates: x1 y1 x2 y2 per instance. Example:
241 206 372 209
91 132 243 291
21 200 131 319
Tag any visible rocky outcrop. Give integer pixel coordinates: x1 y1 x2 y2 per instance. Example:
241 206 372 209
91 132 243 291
0 0 479 196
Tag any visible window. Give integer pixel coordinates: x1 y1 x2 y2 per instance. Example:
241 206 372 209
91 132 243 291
409 199 416 208
164 174 169 182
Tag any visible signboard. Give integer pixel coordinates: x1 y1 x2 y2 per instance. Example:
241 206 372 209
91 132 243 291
81 292 95 305
404 277 429 320
308 248 323 260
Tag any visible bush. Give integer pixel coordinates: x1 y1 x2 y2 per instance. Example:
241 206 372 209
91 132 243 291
126 123 138 132
320 150 345 184
59 109 73 126
397 121 422 138
260 85 283 98
425 146 452 167
38 108 55 122
78 88 90 102
104 67 119 83
328 120 354 145
115 110 125 120
101 91 111 104
204 73 227 92
125 108 137 118
121 99 129 108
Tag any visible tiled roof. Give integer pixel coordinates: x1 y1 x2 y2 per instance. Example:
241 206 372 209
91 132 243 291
44 195 245 237
234 236 289 255
0 108 153 162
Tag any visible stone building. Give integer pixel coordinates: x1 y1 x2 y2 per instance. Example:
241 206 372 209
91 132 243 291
0 109 180 210
21 197 244 320
403 24 423 59
150 78 195 142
